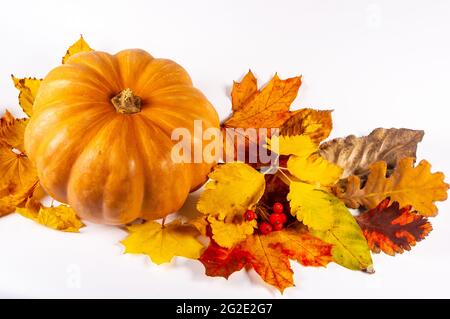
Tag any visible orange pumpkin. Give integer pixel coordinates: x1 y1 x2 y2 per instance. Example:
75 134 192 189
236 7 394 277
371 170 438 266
25 49 219 225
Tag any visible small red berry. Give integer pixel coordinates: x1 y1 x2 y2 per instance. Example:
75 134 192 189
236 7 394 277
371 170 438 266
260 222 273 234
269 213 285 227
273 223 284 231
280 213 287 224
273 202 284 214
244 209 256 221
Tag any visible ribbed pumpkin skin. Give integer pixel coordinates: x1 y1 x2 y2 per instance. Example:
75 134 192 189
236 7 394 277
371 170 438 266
25 49 219 225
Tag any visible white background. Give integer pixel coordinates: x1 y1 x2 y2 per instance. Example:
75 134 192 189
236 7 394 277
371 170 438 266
0 0 449 298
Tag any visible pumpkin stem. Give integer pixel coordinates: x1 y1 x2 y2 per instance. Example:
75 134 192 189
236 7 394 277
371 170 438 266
111 88 142 114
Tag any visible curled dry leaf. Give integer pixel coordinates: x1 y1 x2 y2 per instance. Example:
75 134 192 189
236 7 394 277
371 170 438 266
336 158 449 217
356 199 432 256
320 128 424 179
288 182 373 271
62 35 93 64
11 76 41 117
122 219 204 265
197 162 265 220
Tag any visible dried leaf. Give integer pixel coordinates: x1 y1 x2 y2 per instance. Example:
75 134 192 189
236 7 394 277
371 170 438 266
197 163 265 220
0 110 28 151
287 154 343 186
62 35 93 64
288 182 373 271
11 76 42 117
356 199 432 256
337 158 449 216
208 215 256 248
17 204 85 232
223 74 301 128
280 109 333 144
320 128 424 179
231 70 258 111
122 219 204 265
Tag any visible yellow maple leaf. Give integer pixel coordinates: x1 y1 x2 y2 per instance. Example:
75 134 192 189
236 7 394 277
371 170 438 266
208 215 256 248
62 35 93 64
17 204 85 232
0 110 28 151
280 108 333 144
122 219 204 265
288 181 373 271
337 158 449 217
224 74 301 128
11 76 41 117
266 135 317 157
231 70 258 111
197 162 265 220
287 154 343 186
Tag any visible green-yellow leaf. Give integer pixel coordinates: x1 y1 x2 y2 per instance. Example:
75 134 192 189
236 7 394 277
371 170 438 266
121 220 204 265
62 35 93 64
197 162 265 220
288 181 373 271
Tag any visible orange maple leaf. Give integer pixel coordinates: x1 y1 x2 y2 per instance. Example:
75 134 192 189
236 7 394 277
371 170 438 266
200 226 332 292
356 199 432 256
224 73 301 129
222 71 332 165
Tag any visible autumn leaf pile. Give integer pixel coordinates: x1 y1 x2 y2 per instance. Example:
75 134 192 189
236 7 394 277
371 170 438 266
1 37 449 293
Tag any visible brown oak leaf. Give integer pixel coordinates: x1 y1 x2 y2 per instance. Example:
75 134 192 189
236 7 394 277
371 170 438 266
356 199 432 256
320 128 424 179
